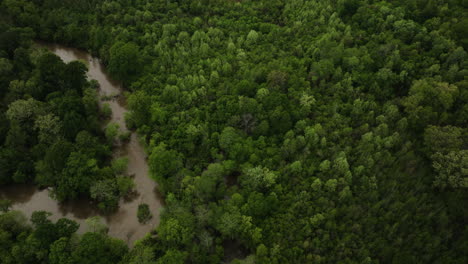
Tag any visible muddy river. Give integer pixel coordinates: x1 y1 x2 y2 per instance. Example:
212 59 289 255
0 43 162 245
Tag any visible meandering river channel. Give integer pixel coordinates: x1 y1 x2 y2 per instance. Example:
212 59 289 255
0 43 162 245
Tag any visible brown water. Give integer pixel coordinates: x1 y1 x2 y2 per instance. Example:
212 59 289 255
0 43 162 245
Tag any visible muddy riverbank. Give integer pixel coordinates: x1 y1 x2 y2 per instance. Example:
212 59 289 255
0 43 162 245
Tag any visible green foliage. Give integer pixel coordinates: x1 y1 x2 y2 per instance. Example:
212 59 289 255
34 113 62 144
116 176 135 197
90 179 119 212
137 203 152 224
105 122 120 144
119 131 132 142
424 126 464 154
111 157 129 175
246 30 259 46
49 237 73 264
194 163 225 201
158 218 193 247
6 98 44 124
156 249 187 264
126 90 151 128
432 150 468 189
71 232 128 264
35 138 74 187
0 210 128 264
240 166 277 192
149 143 183 183
55 151 99 201
403 79 458 128
101 103 112 119
2 0 468 263
108 42 141 84
0 198 12 212
85 216 108 234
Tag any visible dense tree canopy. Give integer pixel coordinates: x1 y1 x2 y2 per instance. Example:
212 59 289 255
1 0 467 263
0 11 133 211
0 210 128 264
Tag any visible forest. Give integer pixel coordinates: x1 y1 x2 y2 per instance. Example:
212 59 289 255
0 0 467 263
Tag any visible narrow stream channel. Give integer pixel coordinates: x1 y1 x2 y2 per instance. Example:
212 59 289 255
0 43 162 245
